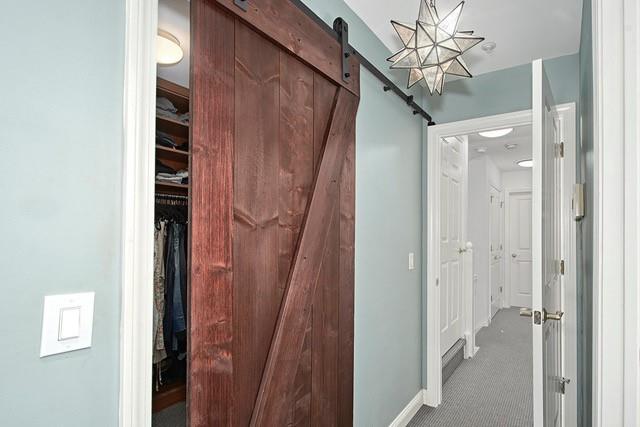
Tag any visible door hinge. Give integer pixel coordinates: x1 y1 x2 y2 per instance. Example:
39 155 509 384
559 142 565 158
560 259 565 275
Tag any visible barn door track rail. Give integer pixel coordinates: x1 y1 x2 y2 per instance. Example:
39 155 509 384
233 0 436 125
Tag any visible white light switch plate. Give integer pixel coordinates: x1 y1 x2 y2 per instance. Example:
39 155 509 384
40 292 95 357
408 252 415 270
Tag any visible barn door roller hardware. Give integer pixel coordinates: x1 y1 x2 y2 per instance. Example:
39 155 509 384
333 18 351 82
286 0 435 125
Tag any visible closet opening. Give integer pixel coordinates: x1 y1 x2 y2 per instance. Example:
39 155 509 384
153 0 190 425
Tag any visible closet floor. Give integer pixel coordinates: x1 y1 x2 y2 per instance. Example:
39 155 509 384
152 402 186 427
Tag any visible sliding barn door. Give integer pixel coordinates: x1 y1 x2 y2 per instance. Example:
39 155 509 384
189 1 360 425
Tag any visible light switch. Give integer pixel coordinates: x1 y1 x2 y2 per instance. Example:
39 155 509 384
58 307 81 341
408 252 415 270
40 292 94 357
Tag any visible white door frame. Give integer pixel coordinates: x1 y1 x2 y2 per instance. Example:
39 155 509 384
503 187 533 309
424 105 577 418
120 0 157 426
592 0 640 425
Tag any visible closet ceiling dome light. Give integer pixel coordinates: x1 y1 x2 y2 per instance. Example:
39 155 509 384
157 30 183 65
479 128 513 138
475 146 488 153
387 0 484 95
517 159 533 168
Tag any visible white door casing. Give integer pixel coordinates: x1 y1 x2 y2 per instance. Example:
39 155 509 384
489 186 503 317
440 136 467 356
532 59 563 427
508 191 533 308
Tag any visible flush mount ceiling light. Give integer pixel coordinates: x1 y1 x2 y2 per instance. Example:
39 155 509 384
157 30 184 65
517 159 533 168
387 0 484 95
479 128 513 138
504 143 518 150
475 146 488 154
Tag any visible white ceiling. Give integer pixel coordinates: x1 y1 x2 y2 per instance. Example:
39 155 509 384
343 0 583 77
158 0 190 88
467 125 532 172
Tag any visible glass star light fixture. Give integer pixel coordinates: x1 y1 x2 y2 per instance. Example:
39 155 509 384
387 0 484 95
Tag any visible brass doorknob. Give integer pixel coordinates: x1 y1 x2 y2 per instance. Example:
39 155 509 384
519 308 533 317
544 310 564 321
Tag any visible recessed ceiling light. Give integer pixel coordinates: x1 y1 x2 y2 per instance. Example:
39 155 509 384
481 41 497 53
157 30 184 65
475 147 488 154
479 128 513 138
505 143 518 150
517 159 533 168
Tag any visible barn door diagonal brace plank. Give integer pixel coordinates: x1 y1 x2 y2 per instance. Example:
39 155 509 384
250 87 359 426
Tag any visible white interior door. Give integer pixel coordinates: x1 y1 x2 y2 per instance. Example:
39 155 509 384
531 59 563 427
440 136 467 356
489 186 503 317
509 191 533 308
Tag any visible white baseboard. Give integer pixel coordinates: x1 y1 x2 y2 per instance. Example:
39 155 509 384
389 389 426 427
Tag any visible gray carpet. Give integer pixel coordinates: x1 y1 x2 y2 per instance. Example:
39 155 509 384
152 402 186 427
409 308 533 427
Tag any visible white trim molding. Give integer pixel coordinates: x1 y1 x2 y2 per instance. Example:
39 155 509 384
119 0 157 426
388 390 427 427
592 0 640 425
557 102 578 427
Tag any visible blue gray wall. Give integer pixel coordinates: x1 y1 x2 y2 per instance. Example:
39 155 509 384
577 0 594 424
423 54 580 124
303 1 426 425
0 1 125 426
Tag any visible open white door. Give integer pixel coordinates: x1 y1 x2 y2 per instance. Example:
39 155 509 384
439 135 468 356
528 59 564 427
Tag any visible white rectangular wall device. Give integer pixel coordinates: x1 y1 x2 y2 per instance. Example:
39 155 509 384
40 292 95 357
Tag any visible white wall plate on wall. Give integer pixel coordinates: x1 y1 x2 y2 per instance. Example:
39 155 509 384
40 292 95 357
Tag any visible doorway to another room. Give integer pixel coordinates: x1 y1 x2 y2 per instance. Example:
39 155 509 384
423 98 577 426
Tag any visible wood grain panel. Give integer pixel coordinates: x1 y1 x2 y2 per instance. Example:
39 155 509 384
278 51 315 426
311 73 341 426
250 88 359 426
338 116 356 427
232 20 281 427
215 0 360 97
188 2 235 426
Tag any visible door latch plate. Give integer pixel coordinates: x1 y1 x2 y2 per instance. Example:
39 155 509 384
534 310 542 325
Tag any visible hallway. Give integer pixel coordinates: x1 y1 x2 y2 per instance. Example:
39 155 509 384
409 308 533 426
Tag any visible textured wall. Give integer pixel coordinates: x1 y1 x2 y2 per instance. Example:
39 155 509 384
424 54 580 124
0 1 125 426
301 1 425 425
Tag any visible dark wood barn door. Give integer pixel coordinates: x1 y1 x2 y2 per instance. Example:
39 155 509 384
189 0 360 425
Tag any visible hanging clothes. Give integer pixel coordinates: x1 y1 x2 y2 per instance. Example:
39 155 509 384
163 221 188 358
153 221 168 364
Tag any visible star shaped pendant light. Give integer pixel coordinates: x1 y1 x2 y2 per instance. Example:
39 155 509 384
387 0 484 95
